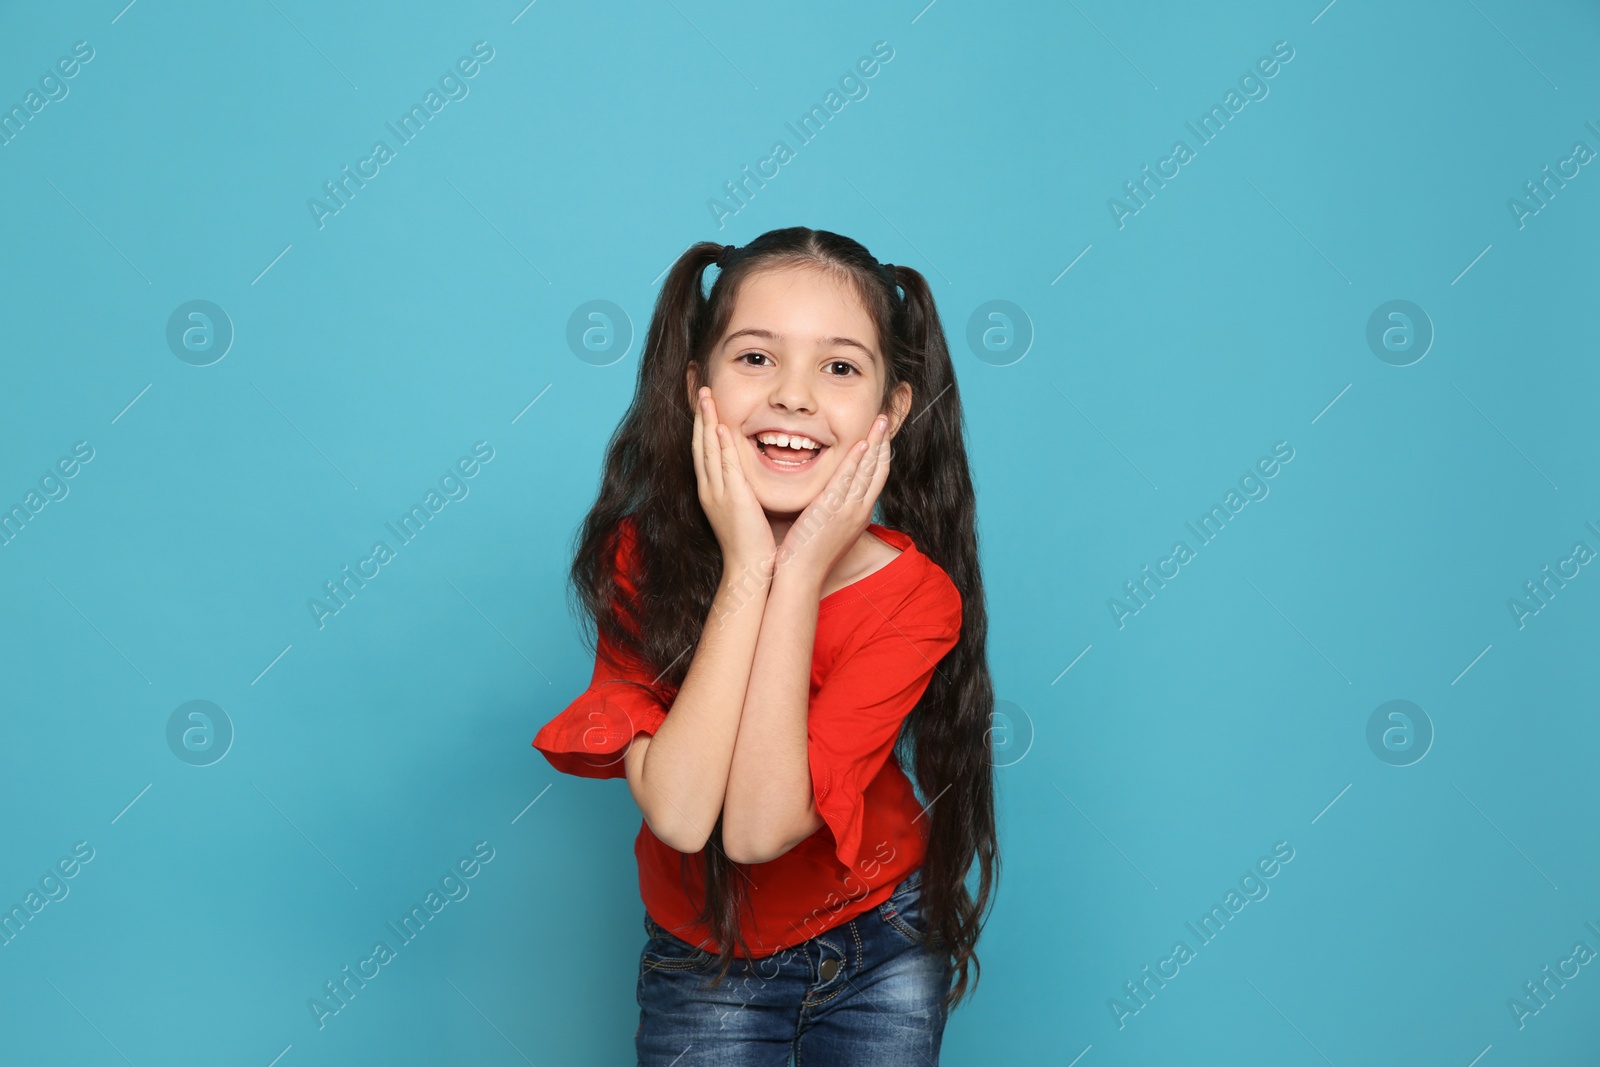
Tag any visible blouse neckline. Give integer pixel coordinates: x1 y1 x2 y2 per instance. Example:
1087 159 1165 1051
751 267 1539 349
819 523 915 611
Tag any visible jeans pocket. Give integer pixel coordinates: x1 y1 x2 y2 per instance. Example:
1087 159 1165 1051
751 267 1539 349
875 868 930 947
640 913 714 975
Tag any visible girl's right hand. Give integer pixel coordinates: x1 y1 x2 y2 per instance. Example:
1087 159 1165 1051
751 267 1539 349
691 387 776 572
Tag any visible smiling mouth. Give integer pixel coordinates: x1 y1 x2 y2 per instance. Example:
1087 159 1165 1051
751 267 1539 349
751 437 824 470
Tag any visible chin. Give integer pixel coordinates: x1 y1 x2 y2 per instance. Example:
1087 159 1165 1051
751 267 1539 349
752 487 809 515
749 467 834 510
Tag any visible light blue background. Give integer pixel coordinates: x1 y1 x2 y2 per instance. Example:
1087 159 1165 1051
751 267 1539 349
2 1 1597 1064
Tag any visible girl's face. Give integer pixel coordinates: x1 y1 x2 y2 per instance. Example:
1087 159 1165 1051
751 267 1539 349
690 264 911 518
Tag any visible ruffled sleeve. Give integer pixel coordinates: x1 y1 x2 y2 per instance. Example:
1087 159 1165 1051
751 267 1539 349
532 517 674 779
531 626 672 779
807 575 963 869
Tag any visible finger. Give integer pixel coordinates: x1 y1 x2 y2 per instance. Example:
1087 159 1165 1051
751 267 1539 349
691 391 706 491
718 424 741 488
845 415 888 504
865 427 893 503
861 416 893 504
702 392 723 497
712 399 741 484
839 431 872 504
822 437 867 516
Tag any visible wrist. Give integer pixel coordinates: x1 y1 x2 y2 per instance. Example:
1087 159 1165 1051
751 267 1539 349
721 554 778 591
709 559 772 632
771 557 826 599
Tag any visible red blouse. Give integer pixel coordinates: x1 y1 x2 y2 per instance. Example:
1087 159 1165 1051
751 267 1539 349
531 516 962 958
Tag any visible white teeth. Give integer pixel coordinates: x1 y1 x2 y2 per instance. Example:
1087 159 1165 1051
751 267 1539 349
755 432 820 450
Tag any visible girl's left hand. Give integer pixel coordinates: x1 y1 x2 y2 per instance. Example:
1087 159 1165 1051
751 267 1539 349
774 413 892 589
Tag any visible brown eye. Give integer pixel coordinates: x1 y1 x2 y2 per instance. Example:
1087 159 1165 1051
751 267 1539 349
828 360 859 376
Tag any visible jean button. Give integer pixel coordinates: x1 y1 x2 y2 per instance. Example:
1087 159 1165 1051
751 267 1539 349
819 958 840 981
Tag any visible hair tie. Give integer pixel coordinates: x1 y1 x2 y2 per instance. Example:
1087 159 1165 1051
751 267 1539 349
716 244 737 268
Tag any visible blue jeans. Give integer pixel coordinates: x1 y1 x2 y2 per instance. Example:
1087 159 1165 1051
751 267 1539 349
636 866 951 1065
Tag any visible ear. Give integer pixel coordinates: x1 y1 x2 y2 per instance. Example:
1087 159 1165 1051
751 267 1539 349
886 382 913 438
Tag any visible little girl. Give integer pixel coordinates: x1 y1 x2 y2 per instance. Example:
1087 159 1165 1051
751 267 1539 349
532 226 998 1065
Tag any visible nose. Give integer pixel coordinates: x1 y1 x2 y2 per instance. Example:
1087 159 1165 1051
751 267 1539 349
768 359 817 415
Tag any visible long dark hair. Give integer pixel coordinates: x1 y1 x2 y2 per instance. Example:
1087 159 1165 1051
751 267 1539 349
567 226 997 1011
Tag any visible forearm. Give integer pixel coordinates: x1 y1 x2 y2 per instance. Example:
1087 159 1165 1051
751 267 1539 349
631 558 771 853
722 564 824 863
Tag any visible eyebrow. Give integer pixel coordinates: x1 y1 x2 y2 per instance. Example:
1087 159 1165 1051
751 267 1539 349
721 327 877 365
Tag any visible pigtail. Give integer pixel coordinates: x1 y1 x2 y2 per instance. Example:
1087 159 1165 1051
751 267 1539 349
873 262 998 1012
568 241 723 672
568 238 765 975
